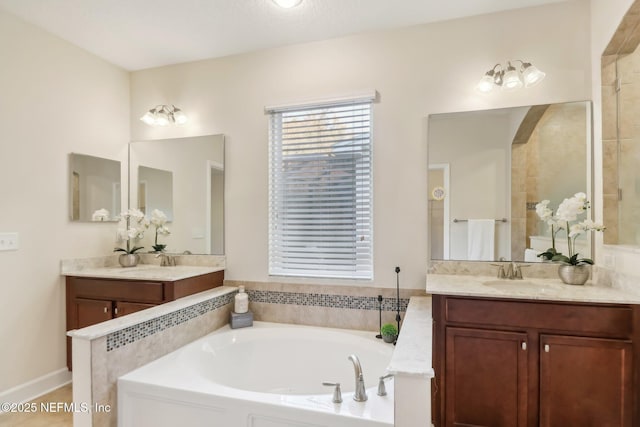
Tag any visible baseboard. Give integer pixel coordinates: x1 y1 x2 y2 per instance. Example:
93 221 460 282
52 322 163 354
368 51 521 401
0 368 71 410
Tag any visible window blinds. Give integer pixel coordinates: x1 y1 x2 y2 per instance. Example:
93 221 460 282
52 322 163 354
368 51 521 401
268 101 373 279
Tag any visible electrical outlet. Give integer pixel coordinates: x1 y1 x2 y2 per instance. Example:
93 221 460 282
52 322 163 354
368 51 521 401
0 232 19 251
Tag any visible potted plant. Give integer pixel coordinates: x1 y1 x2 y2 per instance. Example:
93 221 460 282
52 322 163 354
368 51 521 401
114 209 150 267
150 209 171 252
536 193 605 285
380 323 398 343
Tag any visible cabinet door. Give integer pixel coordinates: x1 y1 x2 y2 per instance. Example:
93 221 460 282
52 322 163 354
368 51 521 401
445 327 528 427
114 301 156 318
539 335 633 427
75 298 112 328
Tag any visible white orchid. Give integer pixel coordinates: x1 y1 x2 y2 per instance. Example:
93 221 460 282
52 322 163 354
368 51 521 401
91 208 110 221
114 209 150 254
150 209 168 226
535 193 605 264
150 209 171 252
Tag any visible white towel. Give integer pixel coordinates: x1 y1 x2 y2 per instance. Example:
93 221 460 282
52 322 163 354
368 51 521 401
525 248 542 262
467 219 495 261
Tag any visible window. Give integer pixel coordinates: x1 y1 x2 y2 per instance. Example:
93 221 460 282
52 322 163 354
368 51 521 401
268 99 373 279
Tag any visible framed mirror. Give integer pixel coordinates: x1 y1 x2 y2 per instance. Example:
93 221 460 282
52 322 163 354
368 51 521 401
129 134 225 255
428 101 592 262
69 153 121 222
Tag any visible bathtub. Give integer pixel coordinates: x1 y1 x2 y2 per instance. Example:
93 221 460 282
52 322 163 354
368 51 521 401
118 322 395 427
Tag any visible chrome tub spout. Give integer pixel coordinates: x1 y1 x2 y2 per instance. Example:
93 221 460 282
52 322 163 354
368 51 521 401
348 354 367 402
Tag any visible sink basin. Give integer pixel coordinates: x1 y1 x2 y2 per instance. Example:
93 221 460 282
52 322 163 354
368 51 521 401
482 280 558 292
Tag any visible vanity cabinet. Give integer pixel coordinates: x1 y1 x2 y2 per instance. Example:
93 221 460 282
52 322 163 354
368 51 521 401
65 270 224 369
432 295 639 427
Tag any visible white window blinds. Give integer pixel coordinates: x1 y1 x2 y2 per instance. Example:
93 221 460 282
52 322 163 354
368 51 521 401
268 101 373 279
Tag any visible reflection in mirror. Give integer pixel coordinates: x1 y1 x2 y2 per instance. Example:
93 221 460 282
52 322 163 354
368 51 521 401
138 166 174 220
428 101 591 262
69 153 121 222
129 135 224 255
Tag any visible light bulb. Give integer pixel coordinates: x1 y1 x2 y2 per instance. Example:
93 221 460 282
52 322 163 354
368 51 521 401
476 73 496 93
173 110 187 125
502 66 523 91
522 63 546 87
155 111 170 126
140 111 156 125
272 0 302 8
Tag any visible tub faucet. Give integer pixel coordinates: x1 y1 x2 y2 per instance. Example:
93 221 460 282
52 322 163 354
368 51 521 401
348 354 367 402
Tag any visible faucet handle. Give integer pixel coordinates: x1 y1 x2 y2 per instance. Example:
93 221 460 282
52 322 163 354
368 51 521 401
377 374 394 396
514 264 530 280
490 263 507 279
322 382 342 403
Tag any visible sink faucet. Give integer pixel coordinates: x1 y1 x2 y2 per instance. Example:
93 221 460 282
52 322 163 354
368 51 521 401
348 354 367 402
492 262 526 279
505 262 525 279
155 253 175 267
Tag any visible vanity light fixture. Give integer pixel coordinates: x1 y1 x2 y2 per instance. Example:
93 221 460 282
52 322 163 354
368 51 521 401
272 0 303 8
476 60 546 93
140 105 187 126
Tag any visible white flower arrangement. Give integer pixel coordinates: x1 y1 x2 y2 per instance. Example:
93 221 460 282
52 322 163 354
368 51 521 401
91 208 111 221
150 209 171 252
114 208 150 254
535 192 605 265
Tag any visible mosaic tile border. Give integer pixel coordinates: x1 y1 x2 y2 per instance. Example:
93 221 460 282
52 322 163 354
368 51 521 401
106 292 235 352
247 290 409 312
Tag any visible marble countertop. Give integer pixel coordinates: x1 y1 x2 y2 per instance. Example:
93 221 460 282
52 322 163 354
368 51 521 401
63 264 224 281
388 296 434 377
427 273 640 304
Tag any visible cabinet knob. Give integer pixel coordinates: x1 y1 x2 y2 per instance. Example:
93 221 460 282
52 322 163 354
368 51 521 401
114 307 119 315
521 342 527 351
103 307 108 314
544 344 550 353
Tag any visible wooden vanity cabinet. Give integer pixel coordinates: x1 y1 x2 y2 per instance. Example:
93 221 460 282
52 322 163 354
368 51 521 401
65 270 224 369
432 295 639 427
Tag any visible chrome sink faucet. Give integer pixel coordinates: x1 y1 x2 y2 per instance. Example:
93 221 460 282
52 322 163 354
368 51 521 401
155 253 175 267
492 262 527 279
347 354 367 402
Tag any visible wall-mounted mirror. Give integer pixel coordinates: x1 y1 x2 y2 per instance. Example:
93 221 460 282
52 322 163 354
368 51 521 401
428 101 592 262
129 134 225 255
69 153 121 222
138 165 174 220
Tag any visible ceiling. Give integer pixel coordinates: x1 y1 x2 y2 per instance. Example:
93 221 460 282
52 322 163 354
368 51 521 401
0 0 570 71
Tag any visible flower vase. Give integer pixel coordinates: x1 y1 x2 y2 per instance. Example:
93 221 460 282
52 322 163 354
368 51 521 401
558 265 589 285
119 254 140 268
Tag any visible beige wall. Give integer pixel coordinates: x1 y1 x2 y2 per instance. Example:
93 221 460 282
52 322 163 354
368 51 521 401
0 10 130 393
130 0 591 290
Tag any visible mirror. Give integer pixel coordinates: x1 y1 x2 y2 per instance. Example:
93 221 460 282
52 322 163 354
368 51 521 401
428 101 591 262
69 153 121 222
129 134 225 255
138 166 174 221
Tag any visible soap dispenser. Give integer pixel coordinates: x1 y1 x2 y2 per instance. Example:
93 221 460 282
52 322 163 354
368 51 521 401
234 286 249 314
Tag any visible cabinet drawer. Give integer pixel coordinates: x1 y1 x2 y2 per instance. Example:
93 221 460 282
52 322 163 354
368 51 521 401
68 277 165 303
445 297 633 338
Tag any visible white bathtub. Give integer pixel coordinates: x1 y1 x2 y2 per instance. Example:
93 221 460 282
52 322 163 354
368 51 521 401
118 322 395 427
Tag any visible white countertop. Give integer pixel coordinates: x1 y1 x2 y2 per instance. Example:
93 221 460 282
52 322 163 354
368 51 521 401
427 274 640 305
63 264 224 281
388 296 434 378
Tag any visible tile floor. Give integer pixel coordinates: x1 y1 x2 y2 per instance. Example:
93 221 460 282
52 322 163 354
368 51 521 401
0 384 72 427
